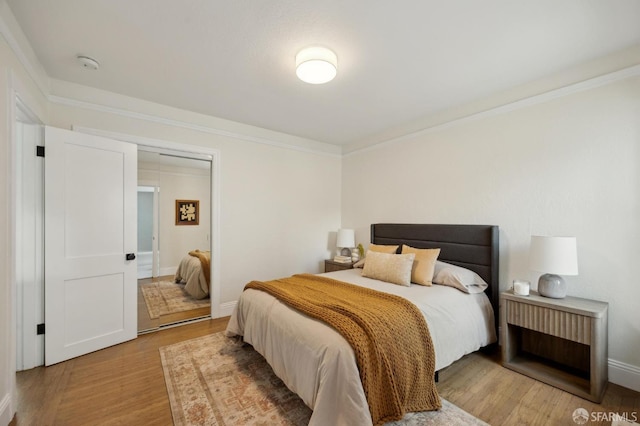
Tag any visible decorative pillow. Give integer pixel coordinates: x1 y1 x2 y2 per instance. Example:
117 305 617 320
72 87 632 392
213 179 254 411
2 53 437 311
353 258 366 268
362 251 415 286
401 245 440 286
432 261 488 294
368 243 399 254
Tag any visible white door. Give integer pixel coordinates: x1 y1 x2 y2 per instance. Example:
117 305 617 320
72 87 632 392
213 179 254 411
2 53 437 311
44 126 137 365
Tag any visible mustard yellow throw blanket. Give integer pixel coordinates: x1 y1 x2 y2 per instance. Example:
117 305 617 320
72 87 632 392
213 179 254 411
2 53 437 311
245 274 441 425
188 249 210 286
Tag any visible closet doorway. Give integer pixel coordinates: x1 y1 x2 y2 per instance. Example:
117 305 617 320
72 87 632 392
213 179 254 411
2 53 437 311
136 149 212 333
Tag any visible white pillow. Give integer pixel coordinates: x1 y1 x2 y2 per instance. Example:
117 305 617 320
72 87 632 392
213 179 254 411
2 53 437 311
353 258 366 268
362 251 415 287
432 261 488 294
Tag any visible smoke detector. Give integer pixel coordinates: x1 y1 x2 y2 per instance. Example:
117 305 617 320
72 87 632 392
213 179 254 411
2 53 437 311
77 55 100 70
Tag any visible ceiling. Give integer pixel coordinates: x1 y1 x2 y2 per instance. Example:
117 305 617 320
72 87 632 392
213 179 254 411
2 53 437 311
7 0 640 146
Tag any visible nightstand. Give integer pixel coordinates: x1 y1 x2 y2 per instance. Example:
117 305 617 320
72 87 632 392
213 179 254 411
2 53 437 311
324 259 354 273
500 290 608 402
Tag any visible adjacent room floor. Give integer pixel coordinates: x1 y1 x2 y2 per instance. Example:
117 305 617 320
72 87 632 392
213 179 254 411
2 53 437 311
138 275 211 333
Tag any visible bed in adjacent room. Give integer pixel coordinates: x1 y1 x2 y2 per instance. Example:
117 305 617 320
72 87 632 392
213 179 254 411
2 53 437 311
225 224 499 426
174 249 211 299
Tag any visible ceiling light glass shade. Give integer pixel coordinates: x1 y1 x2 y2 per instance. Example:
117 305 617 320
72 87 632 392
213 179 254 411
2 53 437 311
296 47 337 84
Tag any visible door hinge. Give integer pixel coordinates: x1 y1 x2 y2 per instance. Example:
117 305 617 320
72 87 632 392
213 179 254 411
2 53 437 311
36 146 45 157
37 323 45 335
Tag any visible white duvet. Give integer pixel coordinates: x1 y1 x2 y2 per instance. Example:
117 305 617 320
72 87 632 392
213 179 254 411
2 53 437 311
225 268 496 426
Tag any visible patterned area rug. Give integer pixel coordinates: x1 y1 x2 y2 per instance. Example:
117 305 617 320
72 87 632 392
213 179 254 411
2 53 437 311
160 332 489 426
140 281 210 319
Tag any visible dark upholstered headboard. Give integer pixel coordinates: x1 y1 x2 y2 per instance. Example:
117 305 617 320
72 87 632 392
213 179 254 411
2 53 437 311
370 223 499 329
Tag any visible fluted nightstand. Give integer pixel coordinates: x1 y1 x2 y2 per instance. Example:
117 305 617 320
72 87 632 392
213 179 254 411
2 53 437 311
500 290 608 403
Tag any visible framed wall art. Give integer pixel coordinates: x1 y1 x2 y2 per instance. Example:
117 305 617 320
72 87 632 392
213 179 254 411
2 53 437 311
175 199 199 226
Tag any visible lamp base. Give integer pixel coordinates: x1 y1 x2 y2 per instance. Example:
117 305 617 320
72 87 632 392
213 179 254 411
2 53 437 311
538 274 566 298
339 247 352 257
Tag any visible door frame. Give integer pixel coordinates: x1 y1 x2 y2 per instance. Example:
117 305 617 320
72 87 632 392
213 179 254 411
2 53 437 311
15 116 44 371
8 71 48 419
136 184 160 279
73 126 222 318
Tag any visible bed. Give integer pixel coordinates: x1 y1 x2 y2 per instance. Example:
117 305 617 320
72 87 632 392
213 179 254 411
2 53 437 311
225 224 499 426
174 249 210 299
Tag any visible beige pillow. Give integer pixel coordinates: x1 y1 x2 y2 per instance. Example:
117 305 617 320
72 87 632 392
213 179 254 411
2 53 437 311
401 245 440 286
362 250 415 286
368 243 399 254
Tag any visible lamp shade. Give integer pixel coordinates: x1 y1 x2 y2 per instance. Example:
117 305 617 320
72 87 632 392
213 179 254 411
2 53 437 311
336 228 355 248
529 236 578 276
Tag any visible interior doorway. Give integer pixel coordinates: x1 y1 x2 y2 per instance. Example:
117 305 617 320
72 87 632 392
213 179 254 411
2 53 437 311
137 185 159 280
136 149 212 333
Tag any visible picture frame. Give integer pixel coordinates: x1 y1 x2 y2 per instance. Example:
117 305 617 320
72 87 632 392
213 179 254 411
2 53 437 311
175 199 199 226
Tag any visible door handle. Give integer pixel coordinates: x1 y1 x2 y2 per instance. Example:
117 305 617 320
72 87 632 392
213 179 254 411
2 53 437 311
126 253 136 261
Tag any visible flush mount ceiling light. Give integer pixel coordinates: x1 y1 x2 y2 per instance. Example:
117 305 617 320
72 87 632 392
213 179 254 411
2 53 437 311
77 55 100 70
295 46 337 84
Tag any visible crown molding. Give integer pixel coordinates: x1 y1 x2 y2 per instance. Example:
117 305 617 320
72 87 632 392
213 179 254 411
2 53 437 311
50 94 341 158
0 2 49 96
344 64 640 157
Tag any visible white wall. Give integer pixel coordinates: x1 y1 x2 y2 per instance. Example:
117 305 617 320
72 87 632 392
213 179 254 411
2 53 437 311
137 191 153 253
0 40 15 426
342 74 640 388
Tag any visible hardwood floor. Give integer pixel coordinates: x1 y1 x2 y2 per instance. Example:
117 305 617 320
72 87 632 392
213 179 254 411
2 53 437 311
13 318 228 426
12 317 640 426
438 348 639 425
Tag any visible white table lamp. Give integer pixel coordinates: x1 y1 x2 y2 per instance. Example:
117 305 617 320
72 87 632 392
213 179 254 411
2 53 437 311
529 235 578 298
336 229 355 257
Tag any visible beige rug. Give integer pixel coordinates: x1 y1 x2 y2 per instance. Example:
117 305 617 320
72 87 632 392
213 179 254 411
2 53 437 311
140 281 210 319
160 332 489 426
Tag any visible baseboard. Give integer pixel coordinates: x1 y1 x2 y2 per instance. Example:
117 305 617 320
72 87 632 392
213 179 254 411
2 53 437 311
609 359 640 393
159 266 177 277
218 301 237 318
0 392 13 426
137 268 152 280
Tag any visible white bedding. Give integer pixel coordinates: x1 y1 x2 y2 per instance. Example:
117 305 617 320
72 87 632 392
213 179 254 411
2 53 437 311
225 268 496 426
174 254 209 299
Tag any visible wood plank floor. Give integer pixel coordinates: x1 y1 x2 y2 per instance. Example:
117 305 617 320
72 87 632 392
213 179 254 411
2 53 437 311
12 317 640 425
